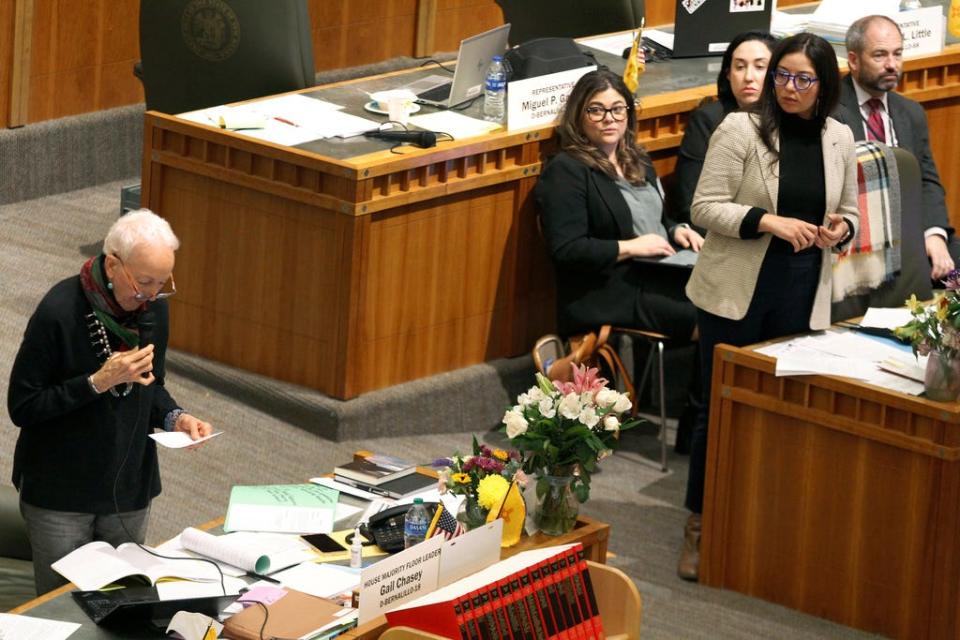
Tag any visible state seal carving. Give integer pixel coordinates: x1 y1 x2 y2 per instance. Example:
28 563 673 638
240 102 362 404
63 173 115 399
180 0 241 63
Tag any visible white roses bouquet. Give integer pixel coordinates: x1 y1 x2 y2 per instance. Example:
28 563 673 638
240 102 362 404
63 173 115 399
501 365 639 503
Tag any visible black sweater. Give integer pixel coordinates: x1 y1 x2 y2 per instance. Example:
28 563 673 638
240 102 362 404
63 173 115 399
8 276 178 513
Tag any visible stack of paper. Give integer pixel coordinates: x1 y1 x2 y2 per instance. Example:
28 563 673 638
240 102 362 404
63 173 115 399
755 328 924 396
806 0 900 43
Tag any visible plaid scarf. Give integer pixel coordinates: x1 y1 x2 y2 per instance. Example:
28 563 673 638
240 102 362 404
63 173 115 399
79 255 140 349
831 141 901 302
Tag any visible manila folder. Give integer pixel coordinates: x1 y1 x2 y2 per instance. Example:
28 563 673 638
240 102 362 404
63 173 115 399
222 588 342 640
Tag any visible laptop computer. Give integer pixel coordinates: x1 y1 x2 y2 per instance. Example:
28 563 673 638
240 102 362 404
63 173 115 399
406 23 511 108
672 0 773 58
72 586 235 629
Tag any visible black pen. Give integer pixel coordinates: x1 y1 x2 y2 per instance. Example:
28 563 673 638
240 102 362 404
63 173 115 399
246 571 282 584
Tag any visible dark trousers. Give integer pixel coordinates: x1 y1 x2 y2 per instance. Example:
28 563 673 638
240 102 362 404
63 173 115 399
685 251 821 514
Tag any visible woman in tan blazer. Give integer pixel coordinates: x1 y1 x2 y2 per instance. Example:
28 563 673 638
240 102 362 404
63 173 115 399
678 33 860 581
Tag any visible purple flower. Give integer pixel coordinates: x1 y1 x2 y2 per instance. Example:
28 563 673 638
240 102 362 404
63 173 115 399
943 269 960 290
431 457 454 468
462 458 477 472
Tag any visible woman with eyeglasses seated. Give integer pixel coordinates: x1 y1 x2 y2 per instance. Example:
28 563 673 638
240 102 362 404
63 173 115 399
534 68 702 394
678 33 859 582
7 209 214 595
675 31 777 227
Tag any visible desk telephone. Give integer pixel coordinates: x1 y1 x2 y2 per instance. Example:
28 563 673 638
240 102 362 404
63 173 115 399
359 502 439 552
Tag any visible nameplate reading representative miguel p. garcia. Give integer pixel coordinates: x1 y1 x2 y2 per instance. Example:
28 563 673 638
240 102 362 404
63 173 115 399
507 66 597 131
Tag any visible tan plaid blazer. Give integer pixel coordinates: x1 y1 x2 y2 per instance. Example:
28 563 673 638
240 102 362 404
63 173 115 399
685 112 859 330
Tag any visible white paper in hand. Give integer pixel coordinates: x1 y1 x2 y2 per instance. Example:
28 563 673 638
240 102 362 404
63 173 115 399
150 431 223 448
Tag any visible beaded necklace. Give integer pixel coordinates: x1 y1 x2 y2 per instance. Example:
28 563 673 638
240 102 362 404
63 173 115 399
85 312 134 397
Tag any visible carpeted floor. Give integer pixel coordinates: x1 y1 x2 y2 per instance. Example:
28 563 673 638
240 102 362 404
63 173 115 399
0 179 884 638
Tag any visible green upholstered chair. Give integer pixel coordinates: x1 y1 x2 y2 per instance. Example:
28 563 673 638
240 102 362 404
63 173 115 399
138 0 315 114
495 0 645 46
0 484 34 610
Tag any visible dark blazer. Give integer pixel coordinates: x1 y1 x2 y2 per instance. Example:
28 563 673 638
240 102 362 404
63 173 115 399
834 74 952 236
535 151 677 336
8 276 178 514
674 99 731 227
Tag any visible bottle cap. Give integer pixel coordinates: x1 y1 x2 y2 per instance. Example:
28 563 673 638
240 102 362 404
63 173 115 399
413 497 424 504
492 55 503 62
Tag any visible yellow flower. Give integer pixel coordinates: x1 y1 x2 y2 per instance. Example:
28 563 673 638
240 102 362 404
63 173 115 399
492 448 509 461
477 474 510 510
451 472 471 485
906 293 921 312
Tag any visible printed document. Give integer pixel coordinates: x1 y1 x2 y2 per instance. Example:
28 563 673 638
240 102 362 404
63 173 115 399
0 613 79 640
224 484 339 534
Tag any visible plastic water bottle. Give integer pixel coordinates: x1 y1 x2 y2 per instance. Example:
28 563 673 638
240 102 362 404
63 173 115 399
483 55 506 123
350 526 363 568
403 497 429 548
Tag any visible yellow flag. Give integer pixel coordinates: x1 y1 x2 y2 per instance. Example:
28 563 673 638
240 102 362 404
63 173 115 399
487 480 525 547
622 23 645 95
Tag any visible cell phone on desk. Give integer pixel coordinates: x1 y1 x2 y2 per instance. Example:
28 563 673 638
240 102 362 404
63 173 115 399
301 533 348 553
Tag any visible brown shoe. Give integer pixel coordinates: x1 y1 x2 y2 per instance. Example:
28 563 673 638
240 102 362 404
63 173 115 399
677 513 701 581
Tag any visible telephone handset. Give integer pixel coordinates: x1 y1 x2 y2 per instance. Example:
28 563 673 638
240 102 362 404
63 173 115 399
359 501 439 552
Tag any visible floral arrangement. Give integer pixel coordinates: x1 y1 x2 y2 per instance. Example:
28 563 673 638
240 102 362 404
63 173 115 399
894 274 960 357
433 437 524 529
501 365 639 504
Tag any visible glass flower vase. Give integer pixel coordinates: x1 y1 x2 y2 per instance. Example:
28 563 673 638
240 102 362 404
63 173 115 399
924 350 960 402
535 474 579 536
456 494 489 531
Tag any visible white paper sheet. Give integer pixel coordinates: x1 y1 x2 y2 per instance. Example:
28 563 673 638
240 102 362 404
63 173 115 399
0 613 80 640
149 430 222 448
270 562 360 598
755 330 925 395
406 111 501 140
156 575 246 601
577 32 636 56
860 307 914 329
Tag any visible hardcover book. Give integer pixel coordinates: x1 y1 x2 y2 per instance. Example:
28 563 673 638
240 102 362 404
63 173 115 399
334 452 416 485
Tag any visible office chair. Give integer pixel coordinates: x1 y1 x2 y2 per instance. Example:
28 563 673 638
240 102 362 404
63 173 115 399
533 326 671 472
0 484 35 610
137 0 315 114
495 0 645 46
831 145 931 321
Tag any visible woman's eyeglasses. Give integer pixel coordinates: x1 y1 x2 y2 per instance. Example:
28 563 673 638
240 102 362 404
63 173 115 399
115 256 177 301
772 69 819 92
584 105 629 122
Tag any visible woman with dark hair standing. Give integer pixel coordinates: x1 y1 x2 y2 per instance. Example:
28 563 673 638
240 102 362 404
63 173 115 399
535 68 702 368
674 31 778 226
678 33 859 581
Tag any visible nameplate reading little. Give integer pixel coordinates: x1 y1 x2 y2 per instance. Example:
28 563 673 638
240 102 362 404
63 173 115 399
896 6 945 58
507 66 597 131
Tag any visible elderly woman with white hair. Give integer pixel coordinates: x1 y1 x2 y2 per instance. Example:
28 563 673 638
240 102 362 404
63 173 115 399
7 208 213 595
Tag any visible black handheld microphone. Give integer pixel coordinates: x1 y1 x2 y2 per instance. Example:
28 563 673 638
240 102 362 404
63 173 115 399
137 311 156 381
138 310 155 348
363 129 437 148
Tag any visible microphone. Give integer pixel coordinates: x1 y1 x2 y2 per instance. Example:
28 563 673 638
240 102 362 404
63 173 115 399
363 129 437 148
138 310 155 349
135 310 156 382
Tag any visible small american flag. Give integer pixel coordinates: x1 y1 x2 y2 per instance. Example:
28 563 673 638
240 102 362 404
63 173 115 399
430 505 465 540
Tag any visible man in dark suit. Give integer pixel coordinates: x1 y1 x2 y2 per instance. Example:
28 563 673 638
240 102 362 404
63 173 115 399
836 15 960 280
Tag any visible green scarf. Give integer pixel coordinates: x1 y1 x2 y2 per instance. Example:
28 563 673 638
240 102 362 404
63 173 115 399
80 255 140 349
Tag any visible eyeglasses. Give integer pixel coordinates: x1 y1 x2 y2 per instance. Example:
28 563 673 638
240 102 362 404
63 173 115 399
584 105 629 122
115 256 177 301
771 69 819 92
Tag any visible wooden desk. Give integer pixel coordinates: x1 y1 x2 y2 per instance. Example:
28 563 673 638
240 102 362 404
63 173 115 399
142 46 960 399
342 514 610 640
700 344 960 639
9 515 609 639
